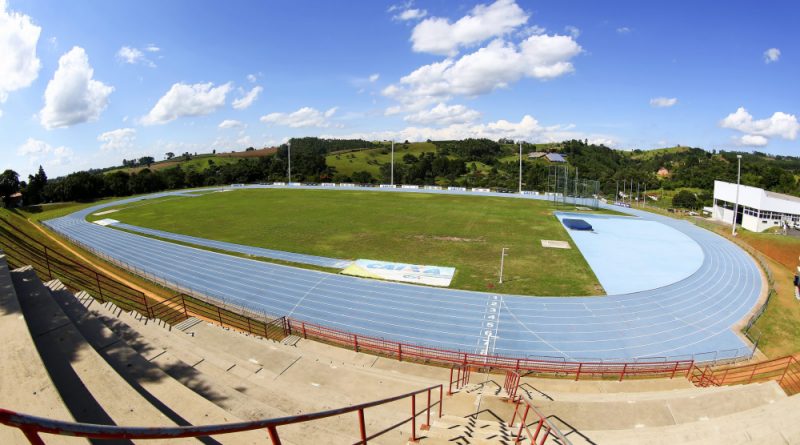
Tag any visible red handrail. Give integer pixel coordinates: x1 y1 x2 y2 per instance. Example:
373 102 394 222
288 318 697 381
509 396 571 445
0 384 443 444
689 355 800 395
504 369 521 401
447 364 471 395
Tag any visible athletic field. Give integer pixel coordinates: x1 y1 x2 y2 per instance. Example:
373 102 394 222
93 189 602 296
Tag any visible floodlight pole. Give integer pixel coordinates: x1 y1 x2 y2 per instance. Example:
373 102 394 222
287 141 292 182
732 154 742 236
518 141 523 194
616 180 619 203
643 183 647 208
391 140 395 185
499 247 509 284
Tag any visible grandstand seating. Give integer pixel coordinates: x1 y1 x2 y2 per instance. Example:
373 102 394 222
1 253 800 444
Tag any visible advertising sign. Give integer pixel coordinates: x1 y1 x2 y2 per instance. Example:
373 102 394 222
341 259 456 287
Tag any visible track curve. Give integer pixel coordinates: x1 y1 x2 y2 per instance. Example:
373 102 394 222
43 185 762 361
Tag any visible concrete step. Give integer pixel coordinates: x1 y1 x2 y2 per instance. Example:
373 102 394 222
46 280 267 445
73 293 409 445
578 394 800 444
531 379 786 431
12 269 180 445
0 260 85 445
540 380 784 403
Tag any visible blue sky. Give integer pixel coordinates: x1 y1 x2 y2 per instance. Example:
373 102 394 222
1 0 798 179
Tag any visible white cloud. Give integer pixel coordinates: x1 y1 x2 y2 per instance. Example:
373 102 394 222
0 0 42 110
247 73 257 83
232 85 263 110
411 0 529 56
404 103 481 125
97 128 136 152
260 106 338 128
219 119 245 129
325 114 615 147
16 137 74 168
564 25 580 38
720 107 800 146
616 27 631 34
763 48 780 64
141 81 232 125
650 97 678 108
369 73 380 83
738 134 768 146
144 44 160 52
384 34 581 112
395 8 427 21
40 46 114 129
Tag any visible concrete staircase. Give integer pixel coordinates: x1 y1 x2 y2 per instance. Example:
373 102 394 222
3 258 800 445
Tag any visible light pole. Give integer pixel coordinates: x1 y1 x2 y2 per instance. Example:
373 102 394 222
391 140 395 186
499 247 509 284
287 141 291 182
518 141 523 193
732 154 742 236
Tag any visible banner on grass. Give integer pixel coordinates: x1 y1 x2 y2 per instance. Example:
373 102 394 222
341 259 455 287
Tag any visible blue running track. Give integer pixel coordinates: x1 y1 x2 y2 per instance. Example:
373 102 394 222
43 185 763 361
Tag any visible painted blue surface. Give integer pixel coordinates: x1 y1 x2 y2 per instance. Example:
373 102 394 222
111 222 352 269
42 185 762 361
555 212 705 295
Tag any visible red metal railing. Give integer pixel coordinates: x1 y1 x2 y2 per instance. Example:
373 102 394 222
0 224 288 342
0 384 443 444
509 396 571 445
689 355 800 395
504 369 521 401
447 364 471 395
288 319 696 381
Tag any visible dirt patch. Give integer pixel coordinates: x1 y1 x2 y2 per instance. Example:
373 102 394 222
745 237 800 272
409 235 485 243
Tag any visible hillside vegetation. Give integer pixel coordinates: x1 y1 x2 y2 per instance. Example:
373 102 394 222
6 138 800 211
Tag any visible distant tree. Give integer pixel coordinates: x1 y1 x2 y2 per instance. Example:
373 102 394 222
165 152 175 160
672 190 698 209
246 147 255 152
351 171 374 184
25 165 48 204
0 169 21 206
138 156 155 167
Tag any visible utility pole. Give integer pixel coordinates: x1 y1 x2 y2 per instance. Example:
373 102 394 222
499 248 509 284
391 140 395 185
636 182 640 207
287 141 291 182
518 141 523 194
643 183 647 208
732 154 742 236
616 180 619 202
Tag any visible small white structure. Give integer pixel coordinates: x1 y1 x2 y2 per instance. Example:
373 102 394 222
712 180 800 232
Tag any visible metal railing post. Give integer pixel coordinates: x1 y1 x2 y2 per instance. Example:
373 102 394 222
514 404 530 444
353 334 359 352
671 361 680 378
620 363 627 382
302 322 307 339
266 425 282 445
438 385 443 418
21 426 46 445
575 363 582 381
422 388 431 430
357 408 366 445
217 306 223 326
398 344 403 362
181 295 188 317
410 393 417 442
448 367 453 395
43 247 52 280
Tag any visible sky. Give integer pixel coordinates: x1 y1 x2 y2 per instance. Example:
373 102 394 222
1 0 798 179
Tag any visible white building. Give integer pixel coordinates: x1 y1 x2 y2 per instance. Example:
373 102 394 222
712 180 800 232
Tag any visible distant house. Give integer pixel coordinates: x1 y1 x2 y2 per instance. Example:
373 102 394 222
545 153 566 163
527 152 547 159
657 167 670 177
1 192 23 208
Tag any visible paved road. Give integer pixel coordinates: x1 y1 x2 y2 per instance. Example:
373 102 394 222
43 185 762 361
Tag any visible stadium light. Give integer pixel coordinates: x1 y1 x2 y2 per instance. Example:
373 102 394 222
287 140 291 182
391 140 395 186
518 141 523 193
732 154 742 236
499 247 509 284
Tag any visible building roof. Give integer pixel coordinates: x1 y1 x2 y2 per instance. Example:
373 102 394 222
765 190 800 204
527 151 547 158
545 153 566 163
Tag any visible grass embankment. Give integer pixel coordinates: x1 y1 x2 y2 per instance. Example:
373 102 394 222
105 188 603 296
325 142 438 177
